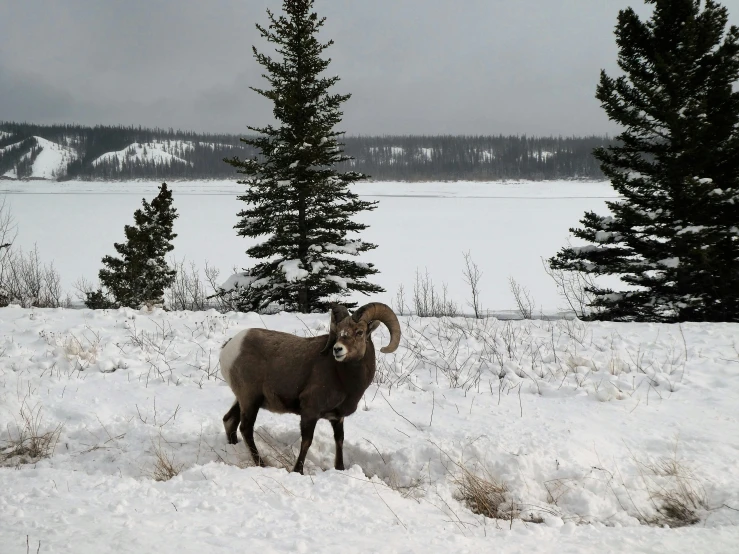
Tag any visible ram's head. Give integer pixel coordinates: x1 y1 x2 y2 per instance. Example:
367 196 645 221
324 303 401 362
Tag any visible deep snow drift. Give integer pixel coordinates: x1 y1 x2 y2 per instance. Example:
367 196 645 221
1 307 738 552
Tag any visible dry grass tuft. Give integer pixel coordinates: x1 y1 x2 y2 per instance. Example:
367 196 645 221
255 428 297 471
652 490 703 527
628 445 707 527
148 437 184 481
1 402 63 465
453 465 519 521
386 470 427 502
639 458 706 527
429 440 546 525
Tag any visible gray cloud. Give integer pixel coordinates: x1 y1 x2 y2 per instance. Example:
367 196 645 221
0 66 77 122
1 0 738 135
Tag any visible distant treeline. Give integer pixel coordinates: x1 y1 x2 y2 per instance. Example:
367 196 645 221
0 121 610 181
347 135 609 181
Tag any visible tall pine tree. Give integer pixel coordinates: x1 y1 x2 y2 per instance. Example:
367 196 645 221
549 0 739 322
86 183 178 309
224 0 383 313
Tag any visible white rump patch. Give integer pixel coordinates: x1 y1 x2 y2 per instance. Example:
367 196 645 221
220 329 250 387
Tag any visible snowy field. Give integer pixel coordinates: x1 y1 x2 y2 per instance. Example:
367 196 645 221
1 307 738 552
0 179 621 314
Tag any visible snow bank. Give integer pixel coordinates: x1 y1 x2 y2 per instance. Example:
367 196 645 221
1 308 738 552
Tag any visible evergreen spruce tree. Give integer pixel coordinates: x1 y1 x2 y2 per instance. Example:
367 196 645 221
224 0 383 313
549 0 739 322
86 183 178 309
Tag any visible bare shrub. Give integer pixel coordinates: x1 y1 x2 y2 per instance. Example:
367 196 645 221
0 196 17 305
166 256 208 311
413 268 458 317
148 436 184 481
392 283 407 316
508 276 536 319
124 319 181 385
1 244 66 308
204 263 246 313
80 259 240 313
1 401 63 465
462 251 483 318
72 276 97 303
542 256 602 319
0 199 65 308
400 317 487 389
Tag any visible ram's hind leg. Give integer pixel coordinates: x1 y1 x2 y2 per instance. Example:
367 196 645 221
223 400 240 444
239 396 265 467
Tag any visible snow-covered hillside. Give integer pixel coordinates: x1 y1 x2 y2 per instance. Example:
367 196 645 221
1 136 198 180
1 136 77 180
26 137 78 179
0 141 25 155
1 307 738 552
92 140 193 169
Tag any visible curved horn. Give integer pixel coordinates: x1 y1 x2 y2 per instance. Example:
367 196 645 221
321 304 351 353
331 303 351 321
352 302 401 353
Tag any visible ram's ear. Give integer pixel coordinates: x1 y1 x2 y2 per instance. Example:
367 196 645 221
367 320 381 336
321 308 339 354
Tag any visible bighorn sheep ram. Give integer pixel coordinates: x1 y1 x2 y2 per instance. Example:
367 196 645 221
220 302 401 474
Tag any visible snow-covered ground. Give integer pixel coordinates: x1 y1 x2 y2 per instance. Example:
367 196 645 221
0 179 621 313
1 307 738 552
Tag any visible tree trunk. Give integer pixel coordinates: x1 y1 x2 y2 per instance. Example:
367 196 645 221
298 185 309 312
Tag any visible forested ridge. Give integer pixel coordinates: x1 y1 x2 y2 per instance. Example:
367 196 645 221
0 121 609 181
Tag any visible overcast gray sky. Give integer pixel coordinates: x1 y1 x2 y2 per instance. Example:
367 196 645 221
2 0 739 136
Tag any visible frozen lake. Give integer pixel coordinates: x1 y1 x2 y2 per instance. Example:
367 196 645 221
1 179 619 312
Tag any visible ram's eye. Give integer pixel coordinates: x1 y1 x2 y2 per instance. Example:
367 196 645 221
356 330 364 337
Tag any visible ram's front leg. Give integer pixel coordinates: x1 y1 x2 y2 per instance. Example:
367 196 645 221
293 415 318 474
331 417 345 470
